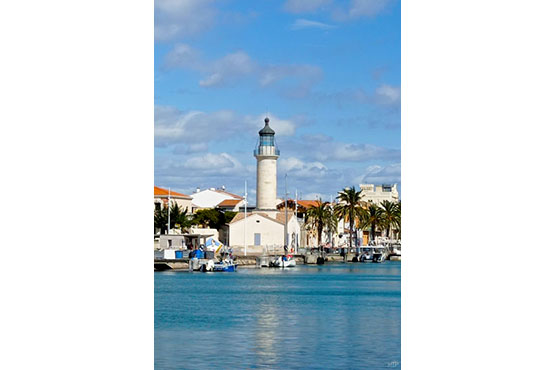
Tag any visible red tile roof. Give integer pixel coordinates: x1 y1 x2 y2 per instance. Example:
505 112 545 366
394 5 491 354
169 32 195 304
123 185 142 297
218 199 242 207
154 186 192 198
277 199 321 210
297 200 320 208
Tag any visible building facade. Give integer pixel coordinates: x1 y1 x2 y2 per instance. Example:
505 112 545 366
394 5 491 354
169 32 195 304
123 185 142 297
359 183 399 205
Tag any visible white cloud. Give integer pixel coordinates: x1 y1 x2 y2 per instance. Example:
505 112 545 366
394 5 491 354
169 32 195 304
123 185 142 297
155 0 217 41
373 84 400 105
284 0 394 21
332 0 394 21
360 163 401 184
281 157 327 173
154 106 299 147
163 43 201 69
163 44 322 94
182 153 244 174
199 51 256 87
284 0 333 13
290 19 336 30
326 143 399 161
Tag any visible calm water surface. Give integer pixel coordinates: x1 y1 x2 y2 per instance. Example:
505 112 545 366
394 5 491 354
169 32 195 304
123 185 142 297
155 262 400 369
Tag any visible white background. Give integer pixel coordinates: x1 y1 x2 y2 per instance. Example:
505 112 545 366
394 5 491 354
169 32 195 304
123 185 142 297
1 1 554 369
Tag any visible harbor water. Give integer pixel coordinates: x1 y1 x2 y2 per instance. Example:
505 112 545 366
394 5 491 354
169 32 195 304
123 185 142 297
155 262 401 369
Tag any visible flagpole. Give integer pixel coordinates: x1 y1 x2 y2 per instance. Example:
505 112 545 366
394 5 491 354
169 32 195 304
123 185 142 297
295 189 298 254
244 180 247 256
167 187 171 235
284 174 288 252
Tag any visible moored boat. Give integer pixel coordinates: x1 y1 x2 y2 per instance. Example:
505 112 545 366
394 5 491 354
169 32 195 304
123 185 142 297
269 254 296 268
371 246 387 263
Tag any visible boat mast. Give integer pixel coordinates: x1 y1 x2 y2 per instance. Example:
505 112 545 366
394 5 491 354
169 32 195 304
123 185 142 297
295 189 298 254
284 173 288 252
167 187 171 235
244 180 247 256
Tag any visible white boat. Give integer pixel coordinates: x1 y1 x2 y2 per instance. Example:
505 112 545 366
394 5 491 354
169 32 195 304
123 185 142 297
269 255 296 268
371 246 387 263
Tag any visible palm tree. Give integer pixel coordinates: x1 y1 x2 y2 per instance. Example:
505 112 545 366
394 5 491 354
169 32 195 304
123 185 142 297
381 200 401 241
305 200 336 248
154 201 191 234
360 202 384 244
334 186 368 258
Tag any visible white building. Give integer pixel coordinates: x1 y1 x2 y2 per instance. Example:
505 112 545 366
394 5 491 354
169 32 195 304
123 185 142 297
359 183 399 205
190 187 245 211
228 211 300 253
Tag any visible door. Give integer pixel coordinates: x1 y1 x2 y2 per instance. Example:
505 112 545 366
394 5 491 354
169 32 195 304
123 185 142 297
254 233 261 246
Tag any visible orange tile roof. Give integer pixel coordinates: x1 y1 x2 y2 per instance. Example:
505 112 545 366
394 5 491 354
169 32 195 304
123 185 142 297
297 200 320 208
277 199 321 210
218 199 242 207
154 186 191 198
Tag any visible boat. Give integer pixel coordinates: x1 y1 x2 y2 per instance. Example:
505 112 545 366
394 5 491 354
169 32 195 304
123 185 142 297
359 251 372 262
269 254 296 268
212 259 238 272
371 245 387 263
198 238 238 272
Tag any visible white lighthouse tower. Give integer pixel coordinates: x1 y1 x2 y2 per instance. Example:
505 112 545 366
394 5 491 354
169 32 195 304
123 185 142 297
254 117 279 210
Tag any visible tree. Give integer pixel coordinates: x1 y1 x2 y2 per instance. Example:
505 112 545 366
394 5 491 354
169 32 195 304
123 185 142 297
192 209 237 230
381 200 401 241
334 186 368 257
305 200 337 247
154 201 191 234
360 202 384 244
192 209 222 229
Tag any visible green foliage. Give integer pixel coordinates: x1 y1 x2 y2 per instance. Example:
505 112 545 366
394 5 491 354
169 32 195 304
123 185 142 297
380 200 401 240
192 209 237 230
224 211 238 225
154 201 192 234
305 199 337 246
359 203 384 243
334 186 368 252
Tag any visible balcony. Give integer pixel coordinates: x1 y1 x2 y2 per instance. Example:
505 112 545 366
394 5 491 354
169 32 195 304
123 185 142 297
254 147 280 156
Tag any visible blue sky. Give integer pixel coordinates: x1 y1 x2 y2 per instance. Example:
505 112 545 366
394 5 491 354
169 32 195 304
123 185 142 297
154 0 400 201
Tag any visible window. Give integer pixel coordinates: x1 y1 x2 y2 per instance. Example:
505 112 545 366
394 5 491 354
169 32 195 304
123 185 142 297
254 233 261 246
155 202 161 211
260 135 274 146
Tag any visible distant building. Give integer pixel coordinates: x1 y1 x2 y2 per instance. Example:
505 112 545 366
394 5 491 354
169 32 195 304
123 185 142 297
154 186 193 213
359 183 399 205
190 187 245 211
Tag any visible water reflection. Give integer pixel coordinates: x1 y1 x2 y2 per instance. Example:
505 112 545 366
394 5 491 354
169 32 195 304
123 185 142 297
254 298 280 367
155 262 401 369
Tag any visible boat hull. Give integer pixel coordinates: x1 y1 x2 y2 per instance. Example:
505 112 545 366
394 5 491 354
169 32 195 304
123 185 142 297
213 263 238 272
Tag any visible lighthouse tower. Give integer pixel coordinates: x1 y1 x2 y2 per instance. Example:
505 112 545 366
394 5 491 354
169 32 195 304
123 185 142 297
254 117 280 210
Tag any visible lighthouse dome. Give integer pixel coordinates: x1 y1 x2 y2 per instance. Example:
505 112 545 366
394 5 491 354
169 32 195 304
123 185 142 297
259 117 275 135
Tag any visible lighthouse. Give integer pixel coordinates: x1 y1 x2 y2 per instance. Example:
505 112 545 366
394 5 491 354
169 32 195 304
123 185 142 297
254 117 280 210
